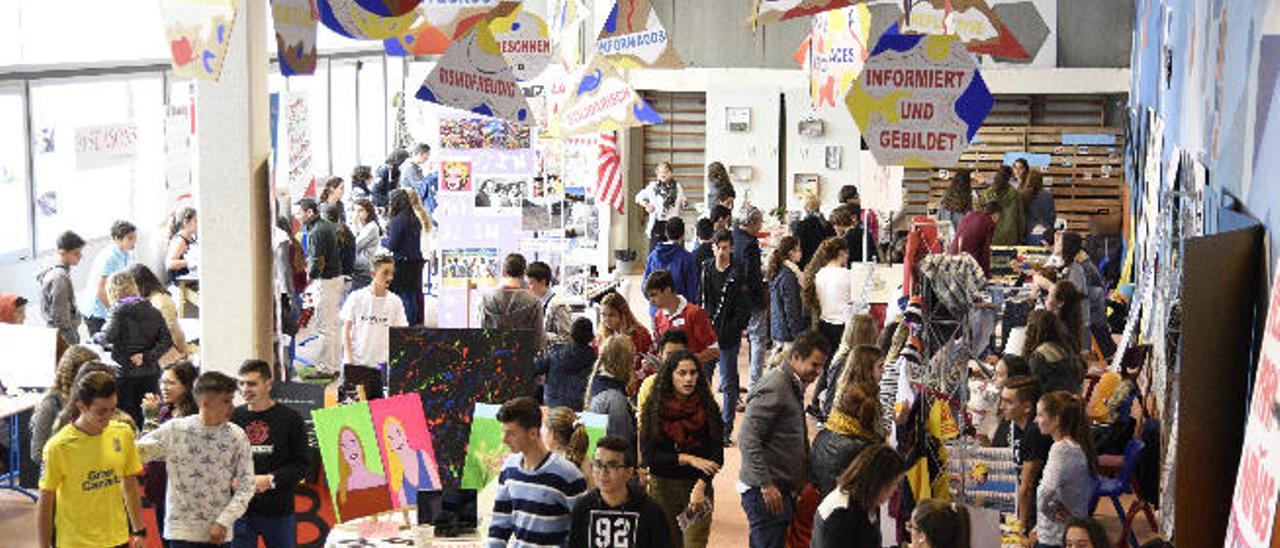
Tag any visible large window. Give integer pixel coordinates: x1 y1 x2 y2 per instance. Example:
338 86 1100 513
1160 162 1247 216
29 76 165 250
0 87 30 259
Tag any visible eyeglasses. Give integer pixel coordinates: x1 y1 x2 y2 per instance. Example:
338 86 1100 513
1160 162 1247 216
590 460 630 473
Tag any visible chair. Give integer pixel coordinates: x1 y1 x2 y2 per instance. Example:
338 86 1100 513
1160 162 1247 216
1090 439 1156 547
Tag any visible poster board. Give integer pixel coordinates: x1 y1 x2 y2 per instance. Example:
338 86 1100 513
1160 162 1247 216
316 0 417 40
312 402 393 523
388 328 539 487
160 0 238 81
847 33 993 168
415 21 532 123
385 0 506 56
555 54 663 137
370 393 443 509
461 404 608 490
0 324 57 389
595 0 683 69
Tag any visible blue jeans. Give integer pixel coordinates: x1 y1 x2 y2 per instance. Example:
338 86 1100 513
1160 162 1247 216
718 339 741 435
741 486 794 548
232 515 296 548
747 308 769 388
396 289 420 326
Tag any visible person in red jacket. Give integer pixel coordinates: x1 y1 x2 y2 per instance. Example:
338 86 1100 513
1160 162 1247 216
645 270 718 367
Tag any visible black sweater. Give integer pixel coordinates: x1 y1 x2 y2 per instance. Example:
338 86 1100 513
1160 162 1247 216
231 403 313 517
811 493 881 548
569 483 674 548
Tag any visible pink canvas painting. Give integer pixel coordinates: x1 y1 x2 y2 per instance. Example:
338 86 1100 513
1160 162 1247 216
370 393 444 508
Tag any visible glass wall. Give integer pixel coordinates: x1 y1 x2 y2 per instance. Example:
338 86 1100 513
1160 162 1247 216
0 87 30 259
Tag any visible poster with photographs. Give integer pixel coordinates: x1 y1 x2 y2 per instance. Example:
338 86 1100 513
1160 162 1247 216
439 160 473 193
522 175 565 232
563 186 599 248
439 117 532 150
474 176 528 216
440 248 500 288
519 238 569 285
560 263 590 297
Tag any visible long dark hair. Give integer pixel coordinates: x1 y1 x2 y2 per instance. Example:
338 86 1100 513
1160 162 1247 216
164 360 199 417
387 188 418 226
706 161 730 190
1024 309 1071 356
353 198 381 233
1019 170 1045 205
837 444 905 509
1040 391 1099 475
913 499 972 548
128 264 166 298
988 165 1014 196
1064 517 1111 547
319 176 344 204
940 170 972 213
1058 231 1084 267
1050 281 1086 353
802 237 847 309
767 235 800 281
640 350 722 443
170 207 197 239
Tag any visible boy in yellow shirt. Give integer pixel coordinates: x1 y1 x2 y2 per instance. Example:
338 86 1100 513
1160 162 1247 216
37 370 146 548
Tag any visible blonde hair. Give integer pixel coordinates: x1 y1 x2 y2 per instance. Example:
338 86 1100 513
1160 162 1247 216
598 293 641 340
106 271 140 305
336 426 360 507
545 407 589 468
405 190 433 232
833 344 886 428
804 192 822 213
382 417 407 504
585 335 635 408
47 345 99 404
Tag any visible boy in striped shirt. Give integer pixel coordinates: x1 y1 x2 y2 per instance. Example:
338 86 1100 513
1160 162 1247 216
488 397 587 547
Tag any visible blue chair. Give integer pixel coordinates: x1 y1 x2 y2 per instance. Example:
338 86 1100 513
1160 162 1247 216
1091 439 1146 547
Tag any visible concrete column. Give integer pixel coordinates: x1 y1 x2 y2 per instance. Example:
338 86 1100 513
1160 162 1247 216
196 0 273 374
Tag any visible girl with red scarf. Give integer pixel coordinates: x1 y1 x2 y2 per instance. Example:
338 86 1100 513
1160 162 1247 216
639 350 724 548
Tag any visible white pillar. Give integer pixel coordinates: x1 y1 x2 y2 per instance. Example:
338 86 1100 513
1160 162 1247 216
196 0 273 374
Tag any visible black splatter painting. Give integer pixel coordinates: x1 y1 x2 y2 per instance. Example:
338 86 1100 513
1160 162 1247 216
388 328 538 488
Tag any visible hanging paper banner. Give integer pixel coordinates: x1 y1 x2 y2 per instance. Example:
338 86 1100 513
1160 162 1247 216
271 0 318 76
75 123 139 171
898 0 1039 62
415 22 531 123
384 0 508 56
283 91 316 199
595 0 683 69
354 0 420 17
164 105 195 208
160 0 238 81
801 4 874 110
847 34 993 168
749 0 866 27
555 54 663 137
317 0 418 40
550 0 587 64
489 6 554 82
1226 258 1280 547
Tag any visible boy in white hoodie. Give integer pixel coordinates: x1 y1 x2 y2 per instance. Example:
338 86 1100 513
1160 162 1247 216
138 371 255 546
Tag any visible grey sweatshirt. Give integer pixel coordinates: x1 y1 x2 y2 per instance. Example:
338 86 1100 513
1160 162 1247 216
37 264 80 344
138 415 256 543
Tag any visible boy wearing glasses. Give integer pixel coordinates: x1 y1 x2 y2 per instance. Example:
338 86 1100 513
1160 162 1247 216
569 436 672 548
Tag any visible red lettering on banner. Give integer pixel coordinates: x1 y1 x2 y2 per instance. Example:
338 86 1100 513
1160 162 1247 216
563 89 631 126
899 101 935 120
1238 445 1277 539
863 68 968 89
436 67 517 98
1253 353 1278 431
1270 292 1280 341
500 40 551 54
878 129 958 152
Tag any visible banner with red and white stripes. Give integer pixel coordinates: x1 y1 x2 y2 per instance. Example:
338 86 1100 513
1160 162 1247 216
596 131 624 213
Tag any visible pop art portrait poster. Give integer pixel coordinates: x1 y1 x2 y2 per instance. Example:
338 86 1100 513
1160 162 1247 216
388 327 539 487
415 20 533 123
370 393 443 509
312 402 393 522
439 160 473 193
160 0 238 81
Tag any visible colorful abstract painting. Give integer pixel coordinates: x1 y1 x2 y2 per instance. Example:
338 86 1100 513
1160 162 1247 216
388 328 539 488
271 0 318 76
414 20 532 123
797 4 874 110
847 33 993 168
370 393 443 509
317 0 418 40
384 0 508 56
595 0 683 69
554 54 663 137
312 402 393 522
160 0 238 81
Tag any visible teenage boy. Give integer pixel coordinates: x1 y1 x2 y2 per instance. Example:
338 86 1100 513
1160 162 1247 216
702 230 751 445
1000 376 1050 537
39 230 86 344
645 270 718 367
526 260 572 346
480 253 546 351
488 397 587 547
691 218 715 272
297 197 343 379
710 205 733 234
738 330 829 548
716 184 737 215
341 255 408 370
569 436 673 548
80 220 137 336
37 371 147 548
232 360 313 548
643 217 700 308
138 372 255 547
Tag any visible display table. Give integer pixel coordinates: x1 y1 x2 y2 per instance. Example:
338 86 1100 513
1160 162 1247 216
323 515 485 548
0 392 44 501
